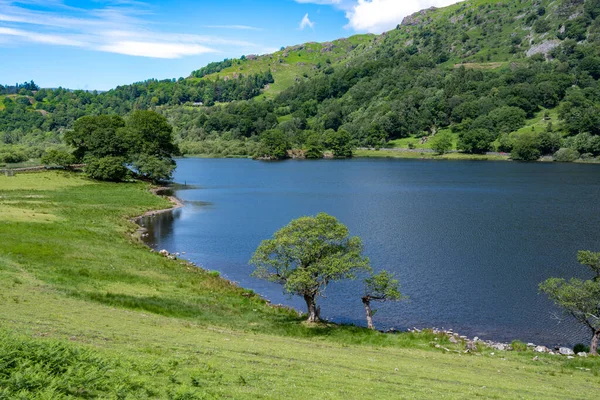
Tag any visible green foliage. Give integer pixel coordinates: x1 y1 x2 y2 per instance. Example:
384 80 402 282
41 148 77 168
323 129 353 158
540 250 600 354
458 129 494 154
250 213 371 321
553 147 580 162
131 154 176 182
364 270 404 302
574 343 590 353
429 131 453 154
511 340 528 352
255 129 290 159
577 250 600 280
0 331 148 399
84 156 129 182
304 132 324 159
68 111 177 182
511 133 541 161
0 150 27 163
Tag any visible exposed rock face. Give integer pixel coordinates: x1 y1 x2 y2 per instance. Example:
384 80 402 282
401 7 437 27
526 40 561 57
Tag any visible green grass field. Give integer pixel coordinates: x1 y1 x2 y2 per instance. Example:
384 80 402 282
0 171 598 398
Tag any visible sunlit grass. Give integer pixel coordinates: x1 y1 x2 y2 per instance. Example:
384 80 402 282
0 171 598 398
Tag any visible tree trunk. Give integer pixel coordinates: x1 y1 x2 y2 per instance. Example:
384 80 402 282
362 297 375 330
591 330 600 356
303 294 320 322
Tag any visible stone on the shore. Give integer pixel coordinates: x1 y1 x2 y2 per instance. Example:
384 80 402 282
559 347 574 356
159 249 169 256
534 346 548 353
578 352 587 357
449 336 458 344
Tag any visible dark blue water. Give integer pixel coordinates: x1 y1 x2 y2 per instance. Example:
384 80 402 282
140 158 600 346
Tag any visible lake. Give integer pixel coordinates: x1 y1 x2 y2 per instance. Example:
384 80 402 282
140 158 600 346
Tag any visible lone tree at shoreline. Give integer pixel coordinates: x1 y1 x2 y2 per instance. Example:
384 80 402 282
250 213 371 322
539 250 600 355
362 270 405 330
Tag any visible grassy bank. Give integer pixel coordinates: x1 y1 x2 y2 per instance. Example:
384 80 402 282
354 149 510 161
0 171 599 398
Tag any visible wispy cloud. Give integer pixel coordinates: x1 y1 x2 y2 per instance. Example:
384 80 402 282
0 0 258 58
299 13 314 30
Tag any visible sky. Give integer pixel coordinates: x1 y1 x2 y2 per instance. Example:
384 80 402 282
0 0 461 90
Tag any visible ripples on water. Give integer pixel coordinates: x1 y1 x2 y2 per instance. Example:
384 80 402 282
140 158 600 346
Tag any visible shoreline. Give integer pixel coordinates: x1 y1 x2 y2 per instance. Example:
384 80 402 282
136 182 592 356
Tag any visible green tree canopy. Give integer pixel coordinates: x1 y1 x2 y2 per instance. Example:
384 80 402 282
250 213 371 322
540 251 600 355
362 271 405 330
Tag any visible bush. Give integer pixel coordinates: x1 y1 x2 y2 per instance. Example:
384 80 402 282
574 343 590 353
458 129 494 154
84 156 129 182
511 340 528 352
131 154 176 183
0 151 27 164
553 148 580 162
430 131 453 155
41 149 77 168
511 134 540 161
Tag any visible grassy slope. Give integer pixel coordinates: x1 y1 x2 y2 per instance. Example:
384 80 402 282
195 35 375 99
1 172 599 398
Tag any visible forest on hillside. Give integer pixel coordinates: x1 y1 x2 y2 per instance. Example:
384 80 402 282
2 0 600 163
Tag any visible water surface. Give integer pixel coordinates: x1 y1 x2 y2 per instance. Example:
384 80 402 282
140 158 600 346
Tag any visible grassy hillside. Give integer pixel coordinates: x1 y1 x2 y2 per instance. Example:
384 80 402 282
193 35 375 98
1 171 599 398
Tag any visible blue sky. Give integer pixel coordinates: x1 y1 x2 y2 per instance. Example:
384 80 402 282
0 0 460 90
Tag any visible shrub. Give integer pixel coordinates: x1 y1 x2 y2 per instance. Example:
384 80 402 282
0 151 27 164
84 156 129 182
430 131 454 155
574 343 590 353
458 129 494 154
553 148 580 162
41 149 77 168
511 134 541 161
511 340 528 352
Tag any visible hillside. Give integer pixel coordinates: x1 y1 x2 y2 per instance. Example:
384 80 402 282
1 171 599 398
2 0 600 163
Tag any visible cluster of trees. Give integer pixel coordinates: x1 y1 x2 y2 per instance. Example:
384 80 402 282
253 213 600 353
4 0 600 162
250 213 403 328
51 110 178 182
0 70 273 147
0 81 39 95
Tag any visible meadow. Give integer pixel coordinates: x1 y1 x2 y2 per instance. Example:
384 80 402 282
0 171 599 399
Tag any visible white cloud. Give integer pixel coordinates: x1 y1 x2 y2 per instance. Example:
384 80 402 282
0 0 258 58
299 13 314 30
295 0 463 34
98 41 214 59
0 26 84 46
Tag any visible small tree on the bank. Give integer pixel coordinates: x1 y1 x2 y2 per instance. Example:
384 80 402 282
429 131 453 155
362 270 405 330
539 251 600 355
250 213 371 322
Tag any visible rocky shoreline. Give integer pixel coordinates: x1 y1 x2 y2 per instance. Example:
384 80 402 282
405 327 592 358
137 186 595 359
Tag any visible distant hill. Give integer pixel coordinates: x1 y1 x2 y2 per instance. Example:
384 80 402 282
3 0 600 162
